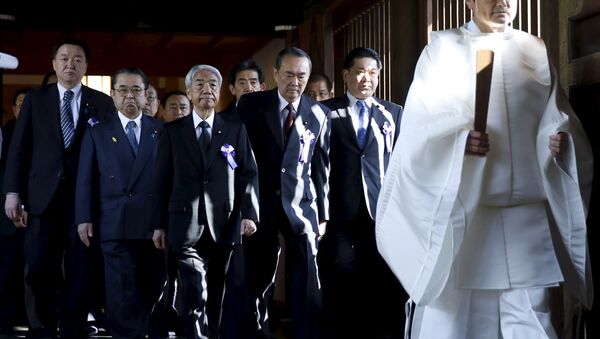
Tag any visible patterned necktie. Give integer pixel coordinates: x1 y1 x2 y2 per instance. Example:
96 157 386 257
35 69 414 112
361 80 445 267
198 120 211 154
356 100 368 149
284 103 295 142
60 90 75 148
126 120 139 157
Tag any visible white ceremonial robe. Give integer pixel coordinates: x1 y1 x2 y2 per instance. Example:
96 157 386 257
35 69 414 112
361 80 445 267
375 23 593 317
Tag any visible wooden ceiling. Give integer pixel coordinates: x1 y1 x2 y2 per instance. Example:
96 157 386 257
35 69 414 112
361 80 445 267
0 0 314 76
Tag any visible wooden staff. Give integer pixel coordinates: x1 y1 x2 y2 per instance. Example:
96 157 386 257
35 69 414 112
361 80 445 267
474 49 494 133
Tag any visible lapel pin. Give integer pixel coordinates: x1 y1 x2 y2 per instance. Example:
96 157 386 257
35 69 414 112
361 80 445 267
217 130 222 135
112 136 117 143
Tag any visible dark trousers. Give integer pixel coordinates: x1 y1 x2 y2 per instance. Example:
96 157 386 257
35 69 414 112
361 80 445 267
220 243 254 339
25 215 93 338
148 247 181 338
319 203 408 339
0 229 25 330
174 230 232 339
101 239 166 339
23 185 94 338
245 204 323 339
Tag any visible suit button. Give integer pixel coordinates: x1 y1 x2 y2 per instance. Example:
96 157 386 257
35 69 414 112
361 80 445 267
281 168 286 173
275 190 281 195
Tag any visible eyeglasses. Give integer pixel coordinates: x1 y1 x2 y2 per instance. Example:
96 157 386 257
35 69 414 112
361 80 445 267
147 96 157 102
114 87 145 96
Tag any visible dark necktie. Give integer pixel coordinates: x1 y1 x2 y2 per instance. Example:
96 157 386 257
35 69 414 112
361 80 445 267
356 100 368 149
198 120 211 156
284 103 295 142
60 90 75 148
125 120 139 157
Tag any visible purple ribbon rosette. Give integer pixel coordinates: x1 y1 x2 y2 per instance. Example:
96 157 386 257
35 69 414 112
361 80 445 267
299 129 315 164
87 116 99 127
220 144 238 169
382 121 393 153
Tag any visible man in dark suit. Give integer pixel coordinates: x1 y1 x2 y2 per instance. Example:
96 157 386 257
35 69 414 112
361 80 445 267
220 59 266 120
0 87 32 335
220 58 267 339
319 47 407 339
236 47 331 339
75 67 165 339
3 38 115 339
154 64 259 339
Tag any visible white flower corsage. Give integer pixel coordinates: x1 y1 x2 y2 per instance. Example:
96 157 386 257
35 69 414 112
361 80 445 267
220 144 237 169
299 129 315 164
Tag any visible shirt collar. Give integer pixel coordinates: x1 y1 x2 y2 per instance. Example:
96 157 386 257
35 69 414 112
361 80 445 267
346 92 373 109
117 111 142 130
57 82 82 100
465 19 512 34
193 110 215 129
277 91 300 113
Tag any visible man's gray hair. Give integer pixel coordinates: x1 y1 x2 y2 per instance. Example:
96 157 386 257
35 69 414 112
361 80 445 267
185 64 223 88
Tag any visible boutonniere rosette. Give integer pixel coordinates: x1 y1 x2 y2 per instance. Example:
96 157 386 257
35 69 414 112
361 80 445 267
299 129 315 164
87 116 99 127
381 122 393 153
221 144 237 169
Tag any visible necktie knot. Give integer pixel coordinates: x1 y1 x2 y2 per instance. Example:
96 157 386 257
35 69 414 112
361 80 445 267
199 121 209 130
126 120 137 130
357 99 366 110
63 90 74 102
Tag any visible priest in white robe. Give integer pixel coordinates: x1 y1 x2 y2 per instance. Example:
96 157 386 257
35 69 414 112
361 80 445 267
376 0 594 338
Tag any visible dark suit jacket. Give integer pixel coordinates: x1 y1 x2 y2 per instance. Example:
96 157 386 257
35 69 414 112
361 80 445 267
3 84 115 215
75 113 163 241
323 95 402 221
219 101 238 121
155 113 259 247
237 89 331 235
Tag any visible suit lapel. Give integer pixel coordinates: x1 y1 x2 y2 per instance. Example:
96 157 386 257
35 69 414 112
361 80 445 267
181 114 204 172
77 86 91 132
47 86 64 147
368 99 396 150
105 117 135 181
205 114 227 170
290 96 326 153
266 91 284 150
127 115 157 190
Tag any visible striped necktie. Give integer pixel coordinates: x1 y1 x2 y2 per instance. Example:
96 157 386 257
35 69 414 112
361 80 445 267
125 120 139 156
60 90 75 148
